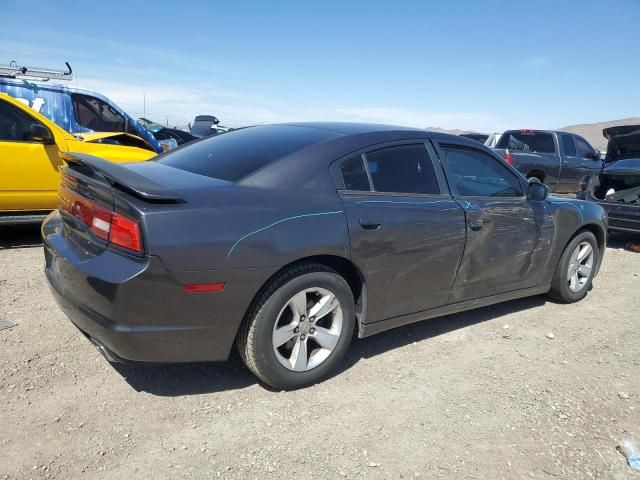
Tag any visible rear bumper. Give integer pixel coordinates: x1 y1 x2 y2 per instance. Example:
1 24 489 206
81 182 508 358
582 195 640 233
42 212 275 363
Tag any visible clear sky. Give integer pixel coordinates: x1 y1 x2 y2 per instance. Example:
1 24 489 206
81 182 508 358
2 0 639 131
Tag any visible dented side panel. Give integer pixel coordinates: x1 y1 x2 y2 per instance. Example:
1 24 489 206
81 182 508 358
450 198 554 302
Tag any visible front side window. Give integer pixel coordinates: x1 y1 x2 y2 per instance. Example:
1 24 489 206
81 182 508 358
72 94 127 132
442 146 523 197
560 134 577 156
0 101 47 142
364 144 440 195
575 136 594 158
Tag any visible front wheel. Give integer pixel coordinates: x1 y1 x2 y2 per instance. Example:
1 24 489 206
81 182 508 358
237 263 355 390
548 231 599 303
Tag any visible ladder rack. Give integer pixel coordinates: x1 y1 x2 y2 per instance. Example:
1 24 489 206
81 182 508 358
0 61 73 81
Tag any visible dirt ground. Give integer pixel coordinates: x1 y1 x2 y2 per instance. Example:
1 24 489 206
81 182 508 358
1 225 639 480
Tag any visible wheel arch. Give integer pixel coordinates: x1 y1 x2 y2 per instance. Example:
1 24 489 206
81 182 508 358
565 223 606 275
238 255 368 340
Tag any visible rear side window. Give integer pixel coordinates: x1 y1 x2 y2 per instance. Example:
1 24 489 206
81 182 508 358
0 101 47 142
365 144 440 195
560 134 577 156
160 125 339 182
496 131 556 154
341 155 370 191
442 146 523 197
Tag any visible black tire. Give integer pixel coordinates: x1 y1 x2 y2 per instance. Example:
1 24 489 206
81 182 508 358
547 230 598 303
237 263 356 390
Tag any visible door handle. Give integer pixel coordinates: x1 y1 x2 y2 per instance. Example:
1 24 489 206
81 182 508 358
359 219 382 230
469 220 484 231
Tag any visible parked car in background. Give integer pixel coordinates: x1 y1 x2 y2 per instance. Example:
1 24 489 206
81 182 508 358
484 132 503 148
43 122 606 390
0 93 155 223
0 78 163 153
493 129 602 193
138 117 197 149
190 114 232 138
459 132 490 144
577 125 640 233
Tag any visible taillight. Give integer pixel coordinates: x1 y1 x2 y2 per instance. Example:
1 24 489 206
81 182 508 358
59 185 142 254
503 150 514 165
579 176 588 192
109 213 142 253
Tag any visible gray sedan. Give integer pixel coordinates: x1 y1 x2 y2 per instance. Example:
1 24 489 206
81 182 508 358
42 123 607 389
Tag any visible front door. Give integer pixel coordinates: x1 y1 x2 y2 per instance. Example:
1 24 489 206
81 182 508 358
0 99 63 211
338 142 467 323
435 143 552 303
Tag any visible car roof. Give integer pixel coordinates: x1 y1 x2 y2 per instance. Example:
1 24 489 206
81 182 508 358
273 122 425 136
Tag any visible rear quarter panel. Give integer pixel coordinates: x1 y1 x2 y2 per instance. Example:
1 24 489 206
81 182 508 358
136 186 350 273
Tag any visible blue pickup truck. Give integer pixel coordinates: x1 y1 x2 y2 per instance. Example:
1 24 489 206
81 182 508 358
493 129 602 193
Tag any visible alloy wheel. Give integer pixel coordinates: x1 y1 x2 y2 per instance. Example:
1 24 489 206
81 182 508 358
567 241 594 293
272 287 343 372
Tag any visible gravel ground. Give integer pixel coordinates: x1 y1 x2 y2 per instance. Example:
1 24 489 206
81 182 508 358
1 225 639 480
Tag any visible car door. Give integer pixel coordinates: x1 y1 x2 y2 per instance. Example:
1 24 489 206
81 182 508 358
434 142 552 303
574 134 603 178
0 98 64 211
337 141 467 323
557 133 583 192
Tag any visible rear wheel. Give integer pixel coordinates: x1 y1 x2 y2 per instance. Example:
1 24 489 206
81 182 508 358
237 263 355 390
548 231 598 303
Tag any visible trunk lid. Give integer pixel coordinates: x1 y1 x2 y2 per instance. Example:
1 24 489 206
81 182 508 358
602 125 640 165
58 152 233 257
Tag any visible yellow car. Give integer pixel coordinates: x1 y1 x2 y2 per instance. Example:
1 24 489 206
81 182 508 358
0 93 156 222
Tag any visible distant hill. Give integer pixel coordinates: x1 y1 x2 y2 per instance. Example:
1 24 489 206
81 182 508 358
559 118 640 151
426 118 640 151
425 126 468 136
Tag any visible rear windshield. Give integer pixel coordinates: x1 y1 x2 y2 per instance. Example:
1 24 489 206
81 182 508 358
159 125 339 181
496 131 556 154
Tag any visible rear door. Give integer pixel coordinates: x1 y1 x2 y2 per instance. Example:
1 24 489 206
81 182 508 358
434 142 551 302
337 141 467 323
0 98 64 211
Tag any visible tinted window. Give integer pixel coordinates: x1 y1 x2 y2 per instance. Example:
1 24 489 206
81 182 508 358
496 131 556 153
575 136 594 157
365 144 440 195
160 125 338 182
0 101 47 142
560 134 577 156
341 155 370 191
72 94 128 132
442 146 523 197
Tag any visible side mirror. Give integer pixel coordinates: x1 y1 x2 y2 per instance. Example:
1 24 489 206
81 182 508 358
30 124 53 144
585 149 599 160
527 177 550 201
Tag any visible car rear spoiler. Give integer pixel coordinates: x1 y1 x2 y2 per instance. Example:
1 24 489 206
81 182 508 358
62 152 185 202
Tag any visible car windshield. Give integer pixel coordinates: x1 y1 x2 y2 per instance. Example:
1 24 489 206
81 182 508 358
159 125 339 181
496 131 556 153
138 118 164 133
